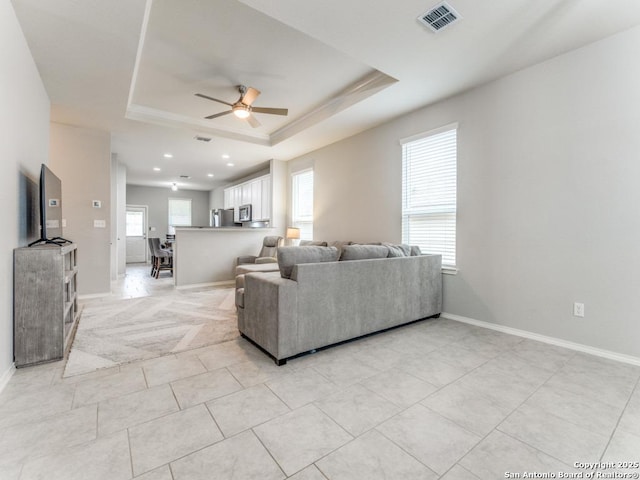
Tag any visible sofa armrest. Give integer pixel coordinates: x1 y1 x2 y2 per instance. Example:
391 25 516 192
242 273 298 361
237 255 257 265
255 256 277 264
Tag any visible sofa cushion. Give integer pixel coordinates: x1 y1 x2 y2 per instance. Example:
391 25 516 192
236 263 281 276
299 240 328 246
277 246 339 279
339 244 389 261
255 256 278 264
386 245 407 257
383 243 412 257
410 245 422 256
328 240 352 257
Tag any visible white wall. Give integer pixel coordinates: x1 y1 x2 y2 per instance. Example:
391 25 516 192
0 1 50 386
50 123 112 296
288 25 640 358
126 185 210 236
111 155 127 279
209 188 224 211
270 159 287 231
116 160 127 276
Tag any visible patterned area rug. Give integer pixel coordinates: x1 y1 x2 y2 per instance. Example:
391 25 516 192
64 287 238 377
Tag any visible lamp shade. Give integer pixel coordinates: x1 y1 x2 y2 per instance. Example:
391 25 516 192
285 227 300 240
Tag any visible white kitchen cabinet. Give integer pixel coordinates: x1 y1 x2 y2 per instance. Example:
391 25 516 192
241 183 252 205
223 188 233 209
261 175 271 221
224 174 271 223
251 180 262 220
233 186 242 222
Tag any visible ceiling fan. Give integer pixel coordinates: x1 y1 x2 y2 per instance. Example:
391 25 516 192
195 85 288 128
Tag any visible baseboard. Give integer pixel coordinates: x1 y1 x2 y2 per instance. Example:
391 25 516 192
175 280 235 290
0 363 16 394
78 292 112 300
442 312 640 367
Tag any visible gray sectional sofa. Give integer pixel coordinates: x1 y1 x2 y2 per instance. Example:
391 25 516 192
236 244 442 365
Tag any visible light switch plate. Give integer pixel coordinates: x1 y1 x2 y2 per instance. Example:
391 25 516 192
94 219 106 228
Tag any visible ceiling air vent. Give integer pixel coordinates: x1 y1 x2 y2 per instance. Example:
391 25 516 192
179 175 191 179
417 1 461 33
194 135 212 142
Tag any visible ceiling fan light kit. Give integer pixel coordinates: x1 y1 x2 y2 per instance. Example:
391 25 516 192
195 85 288 128
232 105 251 119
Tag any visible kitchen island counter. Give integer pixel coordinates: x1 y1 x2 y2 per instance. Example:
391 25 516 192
173 227 280 287
176 226 273 231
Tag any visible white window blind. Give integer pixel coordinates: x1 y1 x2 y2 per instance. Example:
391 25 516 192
401 125 457 268
168 198 192 235
291 169 314 241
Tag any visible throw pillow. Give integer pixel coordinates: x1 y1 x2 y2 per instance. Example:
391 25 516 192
328 240 352 257
340 244 389 261
386 245 407 257
299 240 328 246
277 246 340 279
382 243 412 257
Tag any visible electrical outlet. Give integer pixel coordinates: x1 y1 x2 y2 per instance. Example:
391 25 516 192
573 302 585 317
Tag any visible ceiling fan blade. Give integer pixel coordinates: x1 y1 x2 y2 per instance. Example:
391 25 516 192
245 114 261 128
241 87 260 106
205 110 232 119
251 107 288 116
195 93 233 107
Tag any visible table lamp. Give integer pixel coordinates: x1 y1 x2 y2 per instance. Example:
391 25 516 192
286 227 300 246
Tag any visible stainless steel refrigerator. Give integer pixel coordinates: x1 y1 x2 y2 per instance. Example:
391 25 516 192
211 208 235 227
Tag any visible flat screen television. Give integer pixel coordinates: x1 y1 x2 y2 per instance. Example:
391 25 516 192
28 164 71 246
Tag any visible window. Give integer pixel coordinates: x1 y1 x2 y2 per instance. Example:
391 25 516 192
168 198 192 234
125 211 144 237
291 169 314 241
401 124 457 269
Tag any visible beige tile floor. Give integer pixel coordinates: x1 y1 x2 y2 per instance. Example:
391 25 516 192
1 265 640 479
110 263 176 300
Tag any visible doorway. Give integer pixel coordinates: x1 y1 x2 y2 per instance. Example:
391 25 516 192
125 205 148 263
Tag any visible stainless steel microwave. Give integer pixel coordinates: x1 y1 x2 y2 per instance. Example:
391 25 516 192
238 204 252 222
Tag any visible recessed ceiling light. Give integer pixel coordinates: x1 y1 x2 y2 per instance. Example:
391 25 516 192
227 163 234 167
222 154 230 159
207 173 214 177
153 167 161 171
164 153 173 158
